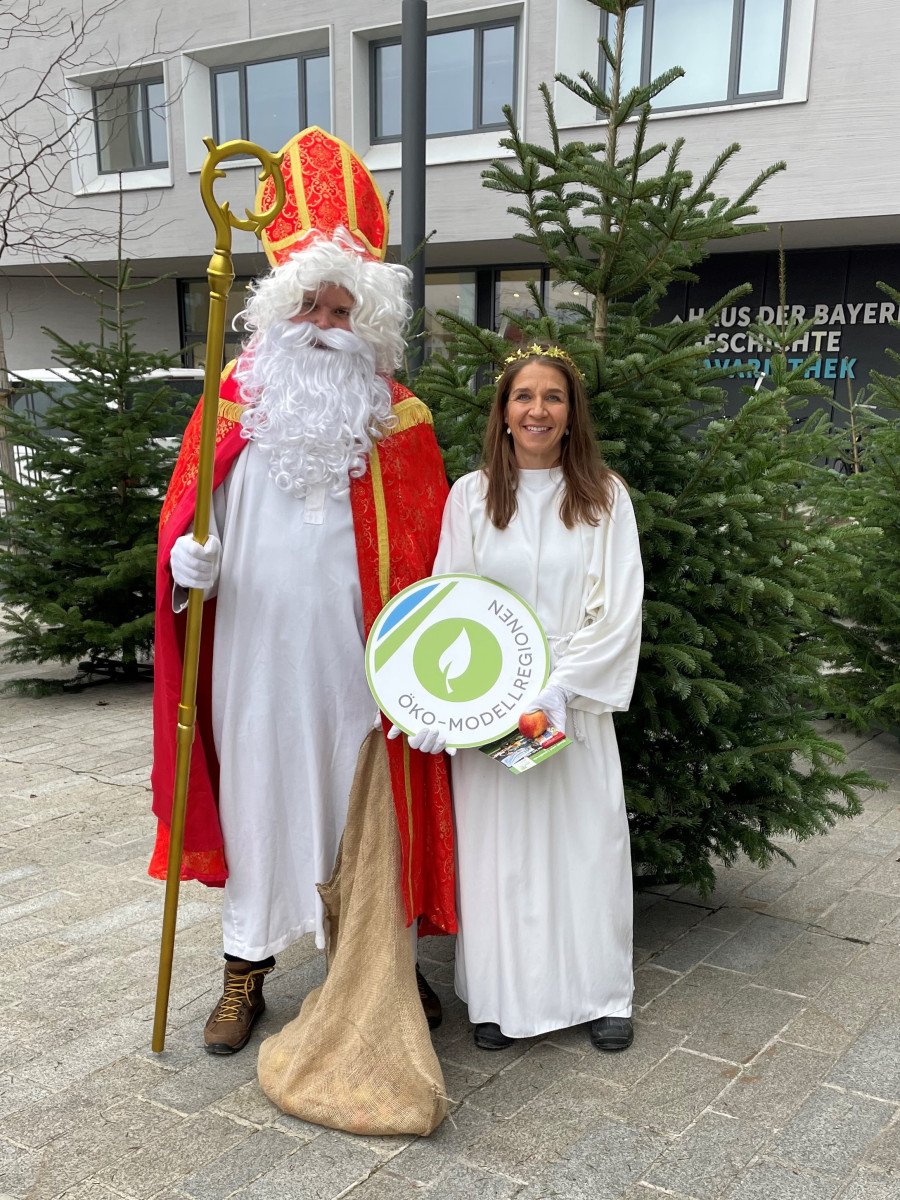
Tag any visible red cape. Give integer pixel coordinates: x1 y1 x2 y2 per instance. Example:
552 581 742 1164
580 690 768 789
149 361 456 935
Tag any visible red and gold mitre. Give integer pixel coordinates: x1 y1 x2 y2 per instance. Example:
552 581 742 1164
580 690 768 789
256 126 389 266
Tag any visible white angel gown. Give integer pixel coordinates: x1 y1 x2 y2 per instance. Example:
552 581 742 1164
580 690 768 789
432 468 644 1037
196 442 376 959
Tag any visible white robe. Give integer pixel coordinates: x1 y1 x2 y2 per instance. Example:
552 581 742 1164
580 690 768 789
433 468 643 1037
204 443 376 958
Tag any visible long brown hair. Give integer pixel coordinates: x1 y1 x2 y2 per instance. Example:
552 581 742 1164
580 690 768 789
483 352 616 530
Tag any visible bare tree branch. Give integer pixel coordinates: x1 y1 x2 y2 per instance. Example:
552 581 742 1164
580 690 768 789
0 0 188 473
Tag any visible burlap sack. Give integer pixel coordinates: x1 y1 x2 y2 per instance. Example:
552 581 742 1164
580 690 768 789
257 729 448 1135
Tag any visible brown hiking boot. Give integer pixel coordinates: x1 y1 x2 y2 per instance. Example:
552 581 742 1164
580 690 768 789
204 960 273 1055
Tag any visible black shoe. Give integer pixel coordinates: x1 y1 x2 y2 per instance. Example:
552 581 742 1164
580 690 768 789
589 1016 634 1052
473 1022 514 1051
416 966 442 1030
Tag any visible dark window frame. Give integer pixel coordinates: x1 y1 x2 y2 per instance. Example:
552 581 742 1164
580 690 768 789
177 276 256 369
490 265 594 329
92 77 168 175
210 48 330 144
598 0 792 114
370 16 519 144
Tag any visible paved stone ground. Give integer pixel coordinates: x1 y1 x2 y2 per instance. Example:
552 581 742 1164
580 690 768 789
2 676 900 1200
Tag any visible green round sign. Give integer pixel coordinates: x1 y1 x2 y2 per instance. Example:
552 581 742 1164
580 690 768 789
412 618 504 702
365 574 550 750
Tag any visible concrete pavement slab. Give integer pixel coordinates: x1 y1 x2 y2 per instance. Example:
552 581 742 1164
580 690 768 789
864 1113 900 1175
818 891 900 941
632 961 680 1006
643 1111 770 1199
565 1018 686 1088
337 1171 430 1199
714 1041 839 1128
21 1094 187 1199
141 1040 268 1115
463 1042 580 1119
766 1086 896 1179
207 1077 282 1127
228 1131 381 1199
632 898 712 951
827 1012 900 1103
48 1182 128 1200
613 1049 735 1134
0 1138 43 1200
723 1157 845 1199
759 875 851 923
857 859 900 897
179 1126 302 1199
704 915 804 974
640 964 749 1031
703 906 762 932
458 1072 616 1181
649 923 735 971
838 1172 900 1200
781 944 900 1055
756 931 864 997
427 1162 522 1199
1 1054 172 1149
92 1108 252 1199
0 1076 51 1122
809 851 890 889
684 984 806 1064
515 1118 669 1200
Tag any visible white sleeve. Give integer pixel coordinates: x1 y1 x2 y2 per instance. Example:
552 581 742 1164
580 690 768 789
549 480 644 714
171 485 226 613
432 475 478 575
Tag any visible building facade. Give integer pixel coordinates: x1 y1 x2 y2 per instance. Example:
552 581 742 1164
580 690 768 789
3 0 900 405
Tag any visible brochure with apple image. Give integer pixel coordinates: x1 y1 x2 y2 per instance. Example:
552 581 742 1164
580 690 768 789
479 725 572 774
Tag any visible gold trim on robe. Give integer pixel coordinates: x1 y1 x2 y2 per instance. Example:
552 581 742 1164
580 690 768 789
384 397 434 436
217 399 245 423
368 443 391 607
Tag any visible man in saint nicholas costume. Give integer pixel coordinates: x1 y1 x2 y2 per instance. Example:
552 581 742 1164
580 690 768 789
150 128 456 1054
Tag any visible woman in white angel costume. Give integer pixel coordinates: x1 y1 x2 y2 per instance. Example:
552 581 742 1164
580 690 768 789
428 344 644 1052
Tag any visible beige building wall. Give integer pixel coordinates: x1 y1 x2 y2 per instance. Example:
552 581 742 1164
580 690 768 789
2 0 899 365
1 276 181 372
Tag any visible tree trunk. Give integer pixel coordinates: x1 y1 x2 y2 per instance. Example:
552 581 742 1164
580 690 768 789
0 320 19 514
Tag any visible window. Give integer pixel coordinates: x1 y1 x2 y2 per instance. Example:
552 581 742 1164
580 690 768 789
495 268 592 337
179 279 255 370
494 268 543 337
93 79 167 173
419 266 589 362
211 52 330 150
371 19 518 142
546 273 589 326
600 0 790 110
424 271 478 358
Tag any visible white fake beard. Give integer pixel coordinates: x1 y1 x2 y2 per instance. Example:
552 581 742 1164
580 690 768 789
236 321 394 498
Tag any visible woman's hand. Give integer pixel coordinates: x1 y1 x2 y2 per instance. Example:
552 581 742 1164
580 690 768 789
522 683 571 734
386 722 456 756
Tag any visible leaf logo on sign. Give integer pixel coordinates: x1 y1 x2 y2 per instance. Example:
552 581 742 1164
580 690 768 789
438 629 471 694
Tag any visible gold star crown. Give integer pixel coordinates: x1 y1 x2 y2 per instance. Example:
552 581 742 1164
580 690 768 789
496 343 584 382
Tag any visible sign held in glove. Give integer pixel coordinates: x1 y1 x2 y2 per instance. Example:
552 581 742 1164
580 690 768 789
366 574 550 750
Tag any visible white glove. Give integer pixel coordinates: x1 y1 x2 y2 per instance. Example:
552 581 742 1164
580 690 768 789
522 683 571 734
170 534 222 591
387 723 456 756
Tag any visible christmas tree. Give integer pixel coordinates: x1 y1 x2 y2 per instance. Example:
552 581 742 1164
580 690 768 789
417 0 871 889
820 284 900 731
0 256 191 682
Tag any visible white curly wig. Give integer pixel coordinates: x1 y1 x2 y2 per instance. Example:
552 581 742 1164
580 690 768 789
239 228 412 373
